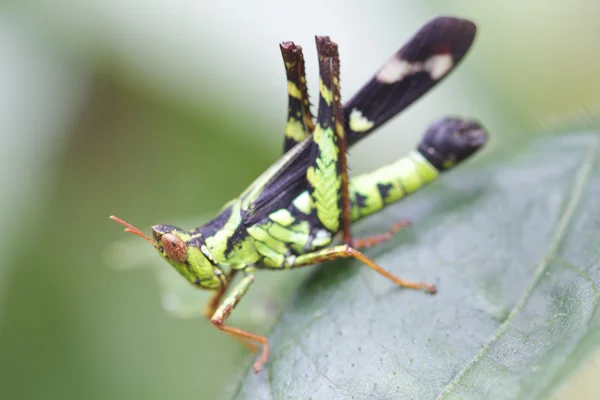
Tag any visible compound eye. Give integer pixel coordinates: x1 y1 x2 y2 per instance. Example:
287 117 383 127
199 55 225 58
161 233 188 264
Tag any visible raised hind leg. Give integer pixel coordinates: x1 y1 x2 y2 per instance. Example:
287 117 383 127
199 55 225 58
306 36 353 245
280 41 315 153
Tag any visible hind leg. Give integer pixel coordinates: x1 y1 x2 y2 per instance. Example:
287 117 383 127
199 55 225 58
286 244 437 294
280 41 315 153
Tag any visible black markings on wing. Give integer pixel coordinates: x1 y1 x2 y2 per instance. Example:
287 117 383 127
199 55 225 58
189 206 235 257
196 205 252 258
195 206 232 238
290 205 322 230
343 16 477 147
244 18 478 228
243 140 313 227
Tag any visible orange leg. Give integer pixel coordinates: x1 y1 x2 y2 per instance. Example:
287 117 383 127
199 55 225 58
328 38 353 246
312 37 354 245
203 271 258 353
203 285 228 319
289 244 437 294
209 274 269 373
350 219 411 249
213 324 269 374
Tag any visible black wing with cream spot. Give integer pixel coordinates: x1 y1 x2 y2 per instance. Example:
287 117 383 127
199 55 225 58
343 16 477 147
245 17 477 227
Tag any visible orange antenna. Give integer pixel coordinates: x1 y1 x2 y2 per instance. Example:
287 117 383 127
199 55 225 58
109 215 158 249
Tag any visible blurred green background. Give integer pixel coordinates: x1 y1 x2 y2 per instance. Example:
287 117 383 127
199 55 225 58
1 1 599 399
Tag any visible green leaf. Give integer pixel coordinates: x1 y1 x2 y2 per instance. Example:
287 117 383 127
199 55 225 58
231 132 600 399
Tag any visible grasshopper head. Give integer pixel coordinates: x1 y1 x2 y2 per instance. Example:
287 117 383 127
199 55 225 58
110 216 224 290
418 117 488 171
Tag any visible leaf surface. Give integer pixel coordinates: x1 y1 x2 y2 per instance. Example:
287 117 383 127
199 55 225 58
232 132 600 400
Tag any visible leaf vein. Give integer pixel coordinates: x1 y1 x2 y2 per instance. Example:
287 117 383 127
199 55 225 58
436 133 600 399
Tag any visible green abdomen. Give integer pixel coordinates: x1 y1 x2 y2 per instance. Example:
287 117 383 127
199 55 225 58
349 151 439 221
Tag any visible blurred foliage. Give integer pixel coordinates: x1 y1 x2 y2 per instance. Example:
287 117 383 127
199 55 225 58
0 2 599 400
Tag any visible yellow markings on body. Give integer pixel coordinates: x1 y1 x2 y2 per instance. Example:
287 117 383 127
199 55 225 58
290 220 310 234
376 54 454 84
292 191 312 214
288 221 311 253
349 177 386 218
311 229 332 248
319 79 333 106
247 225 289 254
247 224 289 266
175 231 192 241
205 202 260 266
253 242 285 267
394 157 422 193
348 108 375 133
248 223 289 267
268 209 295 226
200 244 217 264
267 223 310 248
187 246 221 288
189 232 203 240
308 125 341 233
409 151 439 182
287 81 302 99
285 119 307 142
348 151 439 221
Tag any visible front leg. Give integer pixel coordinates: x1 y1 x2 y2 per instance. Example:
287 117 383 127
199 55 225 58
308 36 353 245
209 273 270 373
203 270 258 353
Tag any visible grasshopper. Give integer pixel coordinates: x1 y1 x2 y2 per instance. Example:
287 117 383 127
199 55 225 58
111 16 488 373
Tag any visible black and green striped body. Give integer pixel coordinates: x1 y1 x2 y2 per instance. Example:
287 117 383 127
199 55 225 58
149 17 487 287
112 16 489 374
167 149 439 273
177 117 479 274
164 162 436 277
